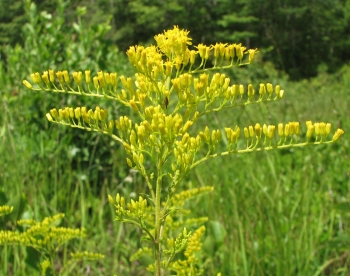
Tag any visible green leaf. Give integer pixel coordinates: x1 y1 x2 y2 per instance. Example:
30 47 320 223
209 220 226 245
25 247 41 271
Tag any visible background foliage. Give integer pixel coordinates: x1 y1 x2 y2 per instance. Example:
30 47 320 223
0 0 349 275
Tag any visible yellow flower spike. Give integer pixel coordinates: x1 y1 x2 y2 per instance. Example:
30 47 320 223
266 83 273 97
319 122 326 136
87 109 94 120
263 124 268 136
204 126 211 140
235 126 240 140
81 106 87 115
108 195 114 204
247 84 254 99
279 90 284 98
84 70 91 83
120 197 125 208
189 137 197 149
104 73 111 85
248 48 258 63
93 76 99 89
63 70 70 83
22 80 33 89
235 44 242 59
97 74 105 88
132 152 139 164
110 72 118 87
222 78 230 92
48 69 55 83
182 120 193 134
332 128 344 142
139 153 144 164
121 89 128 100
259 83 266 98
213 43 221 59
63 108 69 119
284 123 290 137
255 123 262 138
42 71 50 85
54 71 63 84
196 43 206 59
30 73 36 83
101 109 108 121
74 107 81 119
239 84 245 97
190 50 196 65
314 123 320 137
219 43 226 58
224 128 232 140
204 46 211 61
267 125 276 139
244 127 249 138
240 46 247 61
275 85 280 97
211 130 216 142
278 123 284 137
306 124 315 141
34 72 41 83
152 66 160 80
46 113 53 122
248 125 254 138
63 108 70 120
129 99 139 112
58 108 64 119
227 44 235 59
68 107 74 119
289 123 295 136
127 45 137 60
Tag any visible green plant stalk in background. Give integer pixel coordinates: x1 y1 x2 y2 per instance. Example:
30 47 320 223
20 26 344 275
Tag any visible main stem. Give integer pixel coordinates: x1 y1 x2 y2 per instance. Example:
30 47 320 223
154 161 162 276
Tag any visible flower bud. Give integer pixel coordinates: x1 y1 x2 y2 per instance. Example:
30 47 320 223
22 80 33 89
249 125 254 137
255 123 261 138
332 128 344 142
63 70 70 83
278 123 284 137
49 69 55 83
85 70 91 83
46 113 53 122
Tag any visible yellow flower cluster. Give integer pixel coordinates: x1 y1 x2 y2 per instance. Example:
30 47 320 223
171 186 214 205
70 251 105 260
0 214 85 251
0 205 13 216
108 194 148 222
171 226 206 276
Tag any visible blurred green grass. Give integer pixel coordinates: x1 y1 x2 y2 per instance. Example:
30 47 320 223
0 1 349 275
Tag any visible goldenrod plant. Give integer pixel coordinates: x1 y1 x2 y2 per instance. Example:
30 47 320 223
0 208 104 275
22 26 344 275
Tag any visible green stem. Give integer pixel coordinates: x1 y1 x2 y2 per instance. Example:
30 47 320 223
190 140 334 170
154 160 163 276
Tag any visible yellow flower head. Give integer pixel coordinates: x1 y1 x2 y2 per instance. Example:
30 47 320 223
154 26 192 59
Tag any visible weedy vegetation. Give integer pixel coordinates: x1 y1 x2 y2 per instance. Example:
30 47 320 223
0 1 349 276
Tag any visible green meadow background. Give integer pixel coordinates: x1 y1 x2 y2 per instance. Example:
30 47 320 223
0 0 349 275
